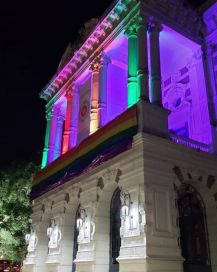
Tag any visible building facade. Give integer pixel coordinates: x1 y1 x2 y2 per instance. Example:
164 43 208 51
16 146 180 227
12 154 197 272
23 0 217 271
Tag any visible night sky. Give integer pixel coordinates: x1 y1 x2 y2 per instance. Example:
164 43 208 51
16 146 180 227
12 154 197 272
0 0 207 166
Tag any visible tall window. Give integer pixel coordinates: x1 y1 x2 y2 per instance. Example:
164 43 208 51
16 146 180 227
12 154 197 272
110 188 121 272
178 185 212 272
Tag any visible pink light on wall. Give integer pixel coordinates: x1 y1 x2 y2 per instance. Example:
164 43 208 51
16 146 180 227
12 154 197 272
62 90 73 154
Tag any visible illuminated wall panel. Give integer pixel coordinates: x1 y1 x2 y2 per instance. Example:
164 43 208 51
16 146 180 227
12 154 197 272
160 26 212 145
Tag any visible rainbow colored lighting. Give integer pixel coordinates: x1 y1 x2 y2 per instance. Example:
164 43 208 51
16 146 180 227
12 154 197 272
41 23 214 169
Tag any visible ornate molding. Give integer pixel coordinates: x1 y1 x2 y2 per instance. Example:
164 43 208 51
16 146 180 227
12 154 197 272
102 168 122 184
40 0 138 101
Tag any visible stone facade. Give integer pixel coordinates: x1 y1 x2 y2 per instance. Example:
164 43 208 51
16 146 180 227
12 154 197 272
23 133 217 272
23 1 217 272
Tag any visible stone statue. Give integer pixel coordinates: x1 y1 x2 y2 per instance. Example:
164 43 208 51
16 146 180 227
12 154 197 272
27 230 38 253
48 223 62 250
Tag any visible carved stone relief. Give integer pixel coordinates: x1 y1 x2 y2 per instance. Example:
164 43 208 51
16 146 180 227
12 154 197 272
120 186 146 238
47 216 63 255
77 206 96 244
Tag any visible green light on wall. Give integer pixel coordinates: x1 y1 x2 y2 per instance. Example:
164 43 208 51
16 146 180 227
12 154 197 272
127 32 138 107
127 81 138 107
41 151 48 169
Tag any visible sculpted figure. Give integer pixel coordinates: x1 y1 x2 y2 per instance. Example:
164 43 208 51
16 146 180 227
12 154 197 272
27 230 38 253
48 223 62 249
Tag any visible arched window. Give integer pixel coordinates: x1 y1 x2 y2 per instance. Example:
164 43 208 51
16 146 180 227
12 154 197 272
110 188 121 272
178 184 212 272
72 207 79 272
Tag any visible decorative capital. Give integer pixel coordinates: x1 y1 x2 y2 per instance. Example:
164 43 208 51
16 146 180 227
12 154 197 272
90 62 101 73
65 87 73 99
125 15 149 37
90 53 103 73
135 15 149 29
102 168 122 183
202 42 216 57
57 114 65 124
90 51 110 72
46 106 59 120
103 54 111 66
46 111 52 121
148 21 163 34
65 83 79 99
125 22 137 38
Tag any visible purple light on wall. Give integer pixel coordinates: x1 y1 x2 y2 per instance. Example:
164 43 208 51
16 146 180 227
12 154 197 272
105 33 128 122
159 25 212 145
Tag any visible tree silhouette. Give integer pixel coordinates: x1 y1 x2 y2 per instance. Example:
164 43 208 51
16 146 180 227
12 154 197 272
0 162 38 261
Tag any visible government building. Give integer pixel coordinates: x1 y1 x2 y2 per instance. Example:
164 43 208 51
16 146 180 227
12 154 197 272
23 0 217 271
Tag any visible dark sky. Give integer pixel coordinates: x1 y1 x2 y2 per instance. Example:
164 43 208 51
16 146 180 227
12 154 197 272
0 0 112 165
0 0 207 166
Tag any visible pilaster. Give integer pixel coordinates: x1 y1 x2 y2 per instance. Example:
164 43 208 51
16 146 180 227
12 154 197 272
148 21 163 106
69 85 79 148
125 24 139 107
99 54 111 127
62 89 73 154
41 110 52 168
202 42 217 153
47 106 59 164
63 84 79 153
90 53 110 133
137 16 149 101
90 58 101 134
53 114 64 160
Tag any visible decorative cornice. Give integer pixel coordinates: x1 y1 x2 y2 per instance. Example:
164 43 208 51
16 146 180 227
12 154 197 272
40 0 138 102
40 0 206 103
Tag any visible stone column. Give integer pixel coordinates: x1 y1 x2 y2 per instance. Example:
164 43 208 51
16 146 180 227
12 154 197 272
34 221 49 272
125 24 139 107
148 22 163 106
62 85 79 153
99 55 110 127
47 106 59 164
41 111 52 169
90 59 101 134
137 17 149 101
62 90 73 154
69 86 79 148
53 114 65 160
202 42 217 153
